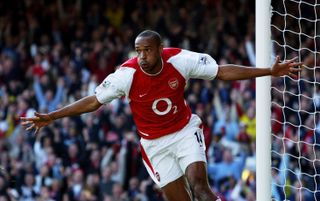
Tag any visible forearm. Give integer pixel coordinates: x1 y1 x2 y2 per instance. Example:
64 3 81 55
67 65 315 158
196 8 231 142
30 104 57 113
48 95 102 120
217 64 271 81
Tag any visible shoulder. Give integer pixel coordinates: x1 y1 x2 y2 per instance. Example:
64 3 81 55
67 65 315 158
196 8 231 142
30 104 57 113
165 48 200 68
116 58 138 78
120 57 139 69
165 48 218 80
162 48 182 61
106 59 137 82
165 48 202 64
111 65 136 81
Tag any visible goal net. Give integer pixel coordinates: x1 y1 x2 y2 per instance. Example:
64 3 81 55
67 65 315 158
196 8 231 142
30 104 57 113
271 0 320 200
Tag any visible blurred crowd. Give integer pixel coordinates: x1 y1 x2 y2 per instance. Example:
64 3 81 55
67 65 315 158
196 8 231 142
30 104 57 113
0 0 317 201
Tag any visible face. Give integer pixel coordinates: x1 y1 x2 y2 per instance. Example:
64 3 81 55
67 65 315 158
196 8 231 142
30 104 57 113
135 36 163 74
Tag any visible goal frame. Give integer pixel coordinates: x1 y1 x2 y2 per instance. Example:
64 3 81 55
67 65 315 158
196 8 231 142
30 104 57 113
256 0 272 200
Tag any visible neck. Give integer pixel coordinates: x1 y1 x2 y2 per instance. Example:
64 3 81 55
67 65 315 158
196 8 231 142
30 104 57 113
140 59 163 76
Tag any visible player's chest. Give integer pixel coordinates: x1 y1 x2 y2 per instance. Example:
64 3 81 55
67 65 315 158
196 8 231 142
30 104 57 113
129 66 186 101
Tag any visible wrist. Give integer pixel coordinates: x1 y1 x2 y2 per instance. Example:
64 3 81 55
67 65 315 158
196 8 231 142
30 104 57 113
48 113 56 121
269 67 273 76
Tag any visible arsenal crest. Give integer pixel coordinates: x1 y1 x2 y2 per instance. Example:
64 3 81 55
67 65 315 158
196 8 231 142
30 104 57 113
168 78 179 90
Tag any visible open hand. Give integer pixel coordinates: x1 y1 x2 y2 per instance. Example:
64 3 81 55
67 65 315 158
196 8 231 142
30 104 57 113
271 56 303 78
20 112 54 134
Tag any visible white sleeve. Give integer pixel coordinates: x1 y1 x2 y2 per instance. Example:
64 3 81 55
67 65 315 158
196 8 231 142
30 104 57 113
167 49 219 80
95 67 135 104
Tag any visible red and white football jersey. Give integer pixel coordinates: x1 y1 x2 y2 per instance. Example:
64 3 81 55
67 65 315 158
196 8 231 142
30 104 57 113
95 48 218 139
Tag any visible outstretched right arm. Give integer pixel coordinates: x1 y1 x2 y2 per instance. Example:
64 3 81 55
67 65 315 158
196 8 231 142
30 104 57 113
47 95 102 119
21 95 102 134
21 65 134 134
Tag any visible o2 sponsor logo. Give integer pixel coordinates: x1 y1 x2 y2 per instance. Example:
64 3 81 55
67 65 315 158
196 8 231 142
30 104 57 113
152 98 178 115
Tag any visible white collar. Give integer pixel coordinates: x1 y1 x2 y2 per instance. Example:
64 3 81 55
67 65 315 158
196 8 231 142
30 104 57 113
140 59 163 76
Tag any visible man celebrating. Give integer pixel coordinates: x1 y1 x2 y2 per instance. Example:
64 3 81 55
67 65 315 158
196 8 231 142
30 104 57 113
21 30 302 201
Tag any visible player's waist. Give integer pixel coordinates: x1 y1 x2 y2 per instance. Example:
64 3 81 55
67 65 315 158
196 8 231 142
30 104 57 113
136 113 192 139
139 114 203 142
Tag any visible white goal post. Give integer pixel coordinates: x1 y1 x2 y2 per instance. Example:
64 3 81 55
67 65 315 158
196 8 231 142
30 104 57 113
256 0 272 201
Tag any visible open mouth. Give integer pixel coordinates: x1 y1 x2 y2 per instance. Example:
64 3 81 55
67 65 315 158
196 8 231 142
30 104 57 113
140 62 148 68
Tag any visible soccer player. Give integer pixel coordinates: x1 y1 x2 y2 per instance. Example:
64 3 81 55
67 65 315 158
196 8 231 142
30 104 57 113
21 30 302 201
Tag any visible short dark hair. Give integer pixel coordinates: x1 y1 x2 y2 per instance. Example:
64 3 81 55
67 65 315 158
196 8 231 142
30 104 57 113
136 30 162 46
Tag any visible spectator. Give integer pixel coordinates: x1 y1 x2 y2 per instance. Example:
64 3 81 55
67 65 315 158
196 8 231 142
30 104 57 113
33 76 65 113
109 182 129 201
208 148 246 188
34 165 53 194
67 169 84 201
99 166 115 198
18 173 38 201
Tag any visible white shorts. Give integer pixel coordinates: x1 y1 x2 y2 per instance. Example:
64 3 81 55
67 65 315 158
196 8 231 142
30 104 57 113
140 114 207 188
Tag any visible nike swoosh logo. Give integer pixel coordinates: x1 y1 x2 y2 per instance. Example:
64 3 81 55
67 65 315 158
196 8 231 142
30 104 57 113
139 93 147 97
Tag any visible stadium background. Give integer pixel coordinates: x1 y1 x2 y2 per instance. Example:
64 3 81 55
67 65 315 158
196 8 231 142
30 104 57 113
0 0 311 200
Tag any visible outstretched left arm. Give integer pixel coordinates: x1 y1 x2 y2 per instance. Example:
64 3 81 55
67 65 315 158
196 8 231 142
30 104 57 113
216 56 303 81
